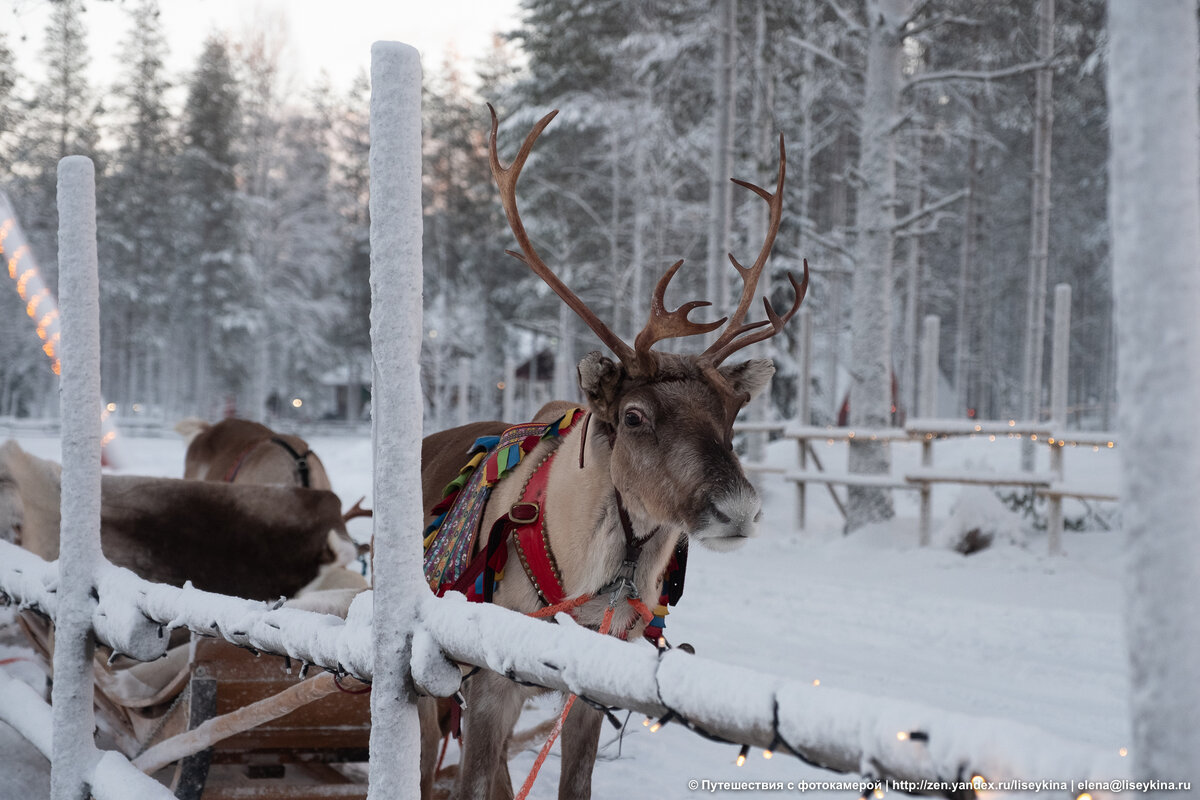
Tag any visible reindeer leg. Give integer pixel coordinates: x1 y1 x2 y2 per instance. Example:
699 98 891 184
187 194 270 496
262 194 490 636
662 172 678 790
417 696 441 800
557 699 603 800
453 670 523 800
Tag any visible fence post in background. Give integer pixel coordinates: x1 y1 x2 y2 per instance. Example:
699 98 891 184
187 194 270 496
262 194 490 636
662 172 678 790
367 41 424 799
917 315 939 545
502 353 516 421
50 156 102 800
456 356 470 427
1046 283 1071 555
795 308 812 530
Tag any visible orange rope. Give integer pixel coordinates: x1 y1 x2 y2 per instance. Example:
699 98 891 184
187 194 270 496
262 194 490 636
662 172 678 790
526 592 595 619
515 604 616 800
435 732 451 775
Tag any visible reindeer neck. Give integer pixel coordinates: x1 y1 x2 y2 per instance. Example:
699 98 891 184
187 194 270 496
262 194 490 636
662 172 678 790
542 415 681 610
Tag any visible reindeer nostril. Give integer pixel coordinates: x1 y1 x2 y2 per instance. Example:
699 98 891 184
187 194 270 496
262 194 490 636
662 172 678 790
710 505 731 524
753 510 762 523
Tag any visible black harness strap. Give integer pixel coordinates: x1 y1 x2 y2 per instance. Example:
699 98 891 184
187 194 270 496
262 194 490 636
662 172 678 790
269 437 313 488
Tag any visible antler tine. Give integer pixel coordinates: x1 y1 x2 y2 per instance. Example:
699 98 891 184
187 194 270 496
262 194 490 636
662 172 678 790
487 104 635 364
706 260 810 366
633 259 728 356
701 134 788 365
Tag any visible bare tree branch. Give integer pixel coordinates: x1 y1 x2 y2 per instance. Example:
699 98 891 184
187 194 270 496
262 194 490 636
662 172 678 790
903 14 983 39
903 59 1056 92
821 0 865 34
789 35 855 73
892 188 968 231
896 0 934 32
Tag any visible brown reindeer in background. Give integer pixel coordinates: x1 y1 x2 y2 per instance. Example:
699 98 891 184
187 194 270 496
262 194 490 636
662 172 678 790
417 106 808 800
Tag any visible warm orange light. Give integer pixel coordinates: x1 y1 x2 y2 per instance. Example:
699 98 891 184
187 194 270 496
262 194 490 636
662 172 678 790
291 398 303 408
16 267 35 298
101 431 116 446
52 359 61 375
8 244 29 278
26 290 47 318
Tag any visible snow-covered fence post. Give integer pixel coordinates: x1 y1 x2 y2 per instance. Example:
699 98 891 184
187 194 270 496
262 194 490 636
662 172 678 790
917 315 939 545
367 41 425 799
50 156 103 800
1046 283 1070 555
795 307 813 529
1108 0 1200 789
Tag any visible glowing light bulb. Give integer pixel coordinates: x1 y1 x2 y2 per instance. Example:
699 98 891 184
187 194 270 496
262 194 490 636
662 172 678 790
642 718 651 728
1030 434 1038 441
736 753 746 766
649 721 662 733
291 398 303 408
1076 793 1092 800
874 787 885 799
1008 419 1016 427
970 775 987 791
1119 747 1128 757
762 749 773 759
896 731 909 741
496 381 506 390
736 745 749 766
106 402 117 412
988 435 996 442
812 678 820 687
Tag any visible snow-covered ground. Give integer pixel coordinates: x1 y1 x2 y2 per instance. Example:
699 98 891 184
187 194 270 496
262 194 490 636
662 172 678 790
0 425 1128 798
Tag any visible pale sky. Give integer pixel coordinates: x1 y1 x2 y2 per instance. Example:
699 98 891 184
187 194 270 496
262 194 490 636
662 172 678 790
5 0 524 98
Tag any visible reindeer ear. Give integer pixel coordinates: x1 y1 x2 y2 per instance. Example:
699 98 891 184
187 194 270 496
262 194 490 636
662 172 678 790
719 358 775 401
577 351 624 422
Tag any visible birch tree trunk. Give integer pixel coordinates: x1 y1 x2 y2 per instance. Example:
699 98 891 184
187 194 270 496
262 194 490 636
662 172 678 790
846 0 908 530
706 0 737 313
1107 0 1200 791
1020 0 1055 468
953 100 979 418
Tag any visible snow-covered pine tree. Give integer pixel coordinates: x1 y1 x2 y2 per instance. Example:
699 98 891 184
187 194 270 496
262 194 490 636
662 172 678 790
99 0 178 413
176 35 244 418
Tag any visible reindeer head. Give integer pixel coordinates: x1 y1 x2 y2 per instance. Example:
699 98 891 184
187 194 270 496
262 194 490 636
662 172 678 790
489 106 808 550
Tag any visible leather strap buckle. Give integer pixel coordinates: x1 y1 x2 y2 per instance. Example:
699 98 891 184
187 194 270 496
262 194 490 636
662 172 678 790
508 502 540 525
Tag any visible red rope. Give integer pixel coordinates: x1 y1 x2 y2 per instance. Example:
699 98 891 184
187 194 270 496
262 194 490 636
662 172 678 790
0 656 29 667
332 673 371 694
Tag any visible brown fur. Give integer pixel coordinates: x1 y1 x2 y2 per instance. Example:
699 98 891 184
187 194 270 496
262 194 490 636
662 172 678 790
1 440 348 600
418 355 774 800
177 418 332 490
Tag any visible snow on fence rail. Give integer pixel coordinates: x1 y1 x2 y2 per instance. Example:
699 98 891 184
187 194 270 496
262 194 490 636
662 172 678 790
0 43 1129 800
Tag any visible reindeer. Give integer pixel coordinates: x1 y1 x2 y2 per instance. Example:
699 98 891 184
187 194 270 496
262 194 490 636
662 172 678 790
176 417 333 490
417 106 808 800
176 418 370 584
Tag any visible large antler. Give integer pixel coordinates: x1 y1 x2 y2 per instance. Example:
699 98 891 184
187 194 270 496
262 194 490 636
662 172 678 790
488 107 807 377
487 104 636 366
700 136 809 367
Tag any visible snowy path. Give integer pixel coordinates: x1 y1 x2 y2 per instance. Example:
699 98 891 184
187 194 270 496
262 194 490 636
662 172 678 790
0 427 1128 798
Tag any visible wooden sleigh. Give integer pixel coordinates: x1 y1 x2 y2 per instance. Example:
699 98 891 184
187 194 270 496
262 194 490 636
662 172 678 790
2 441 376 799
20 611 373 800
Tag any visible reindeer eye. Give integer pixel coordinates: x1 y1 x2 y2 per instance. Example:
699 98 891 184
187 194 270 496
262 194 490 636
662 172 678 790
623 408 646 428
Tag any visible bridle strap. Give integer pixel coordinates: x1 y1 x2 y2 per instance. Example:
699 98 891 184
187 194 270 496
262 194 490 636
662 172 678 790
269 437 313 488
